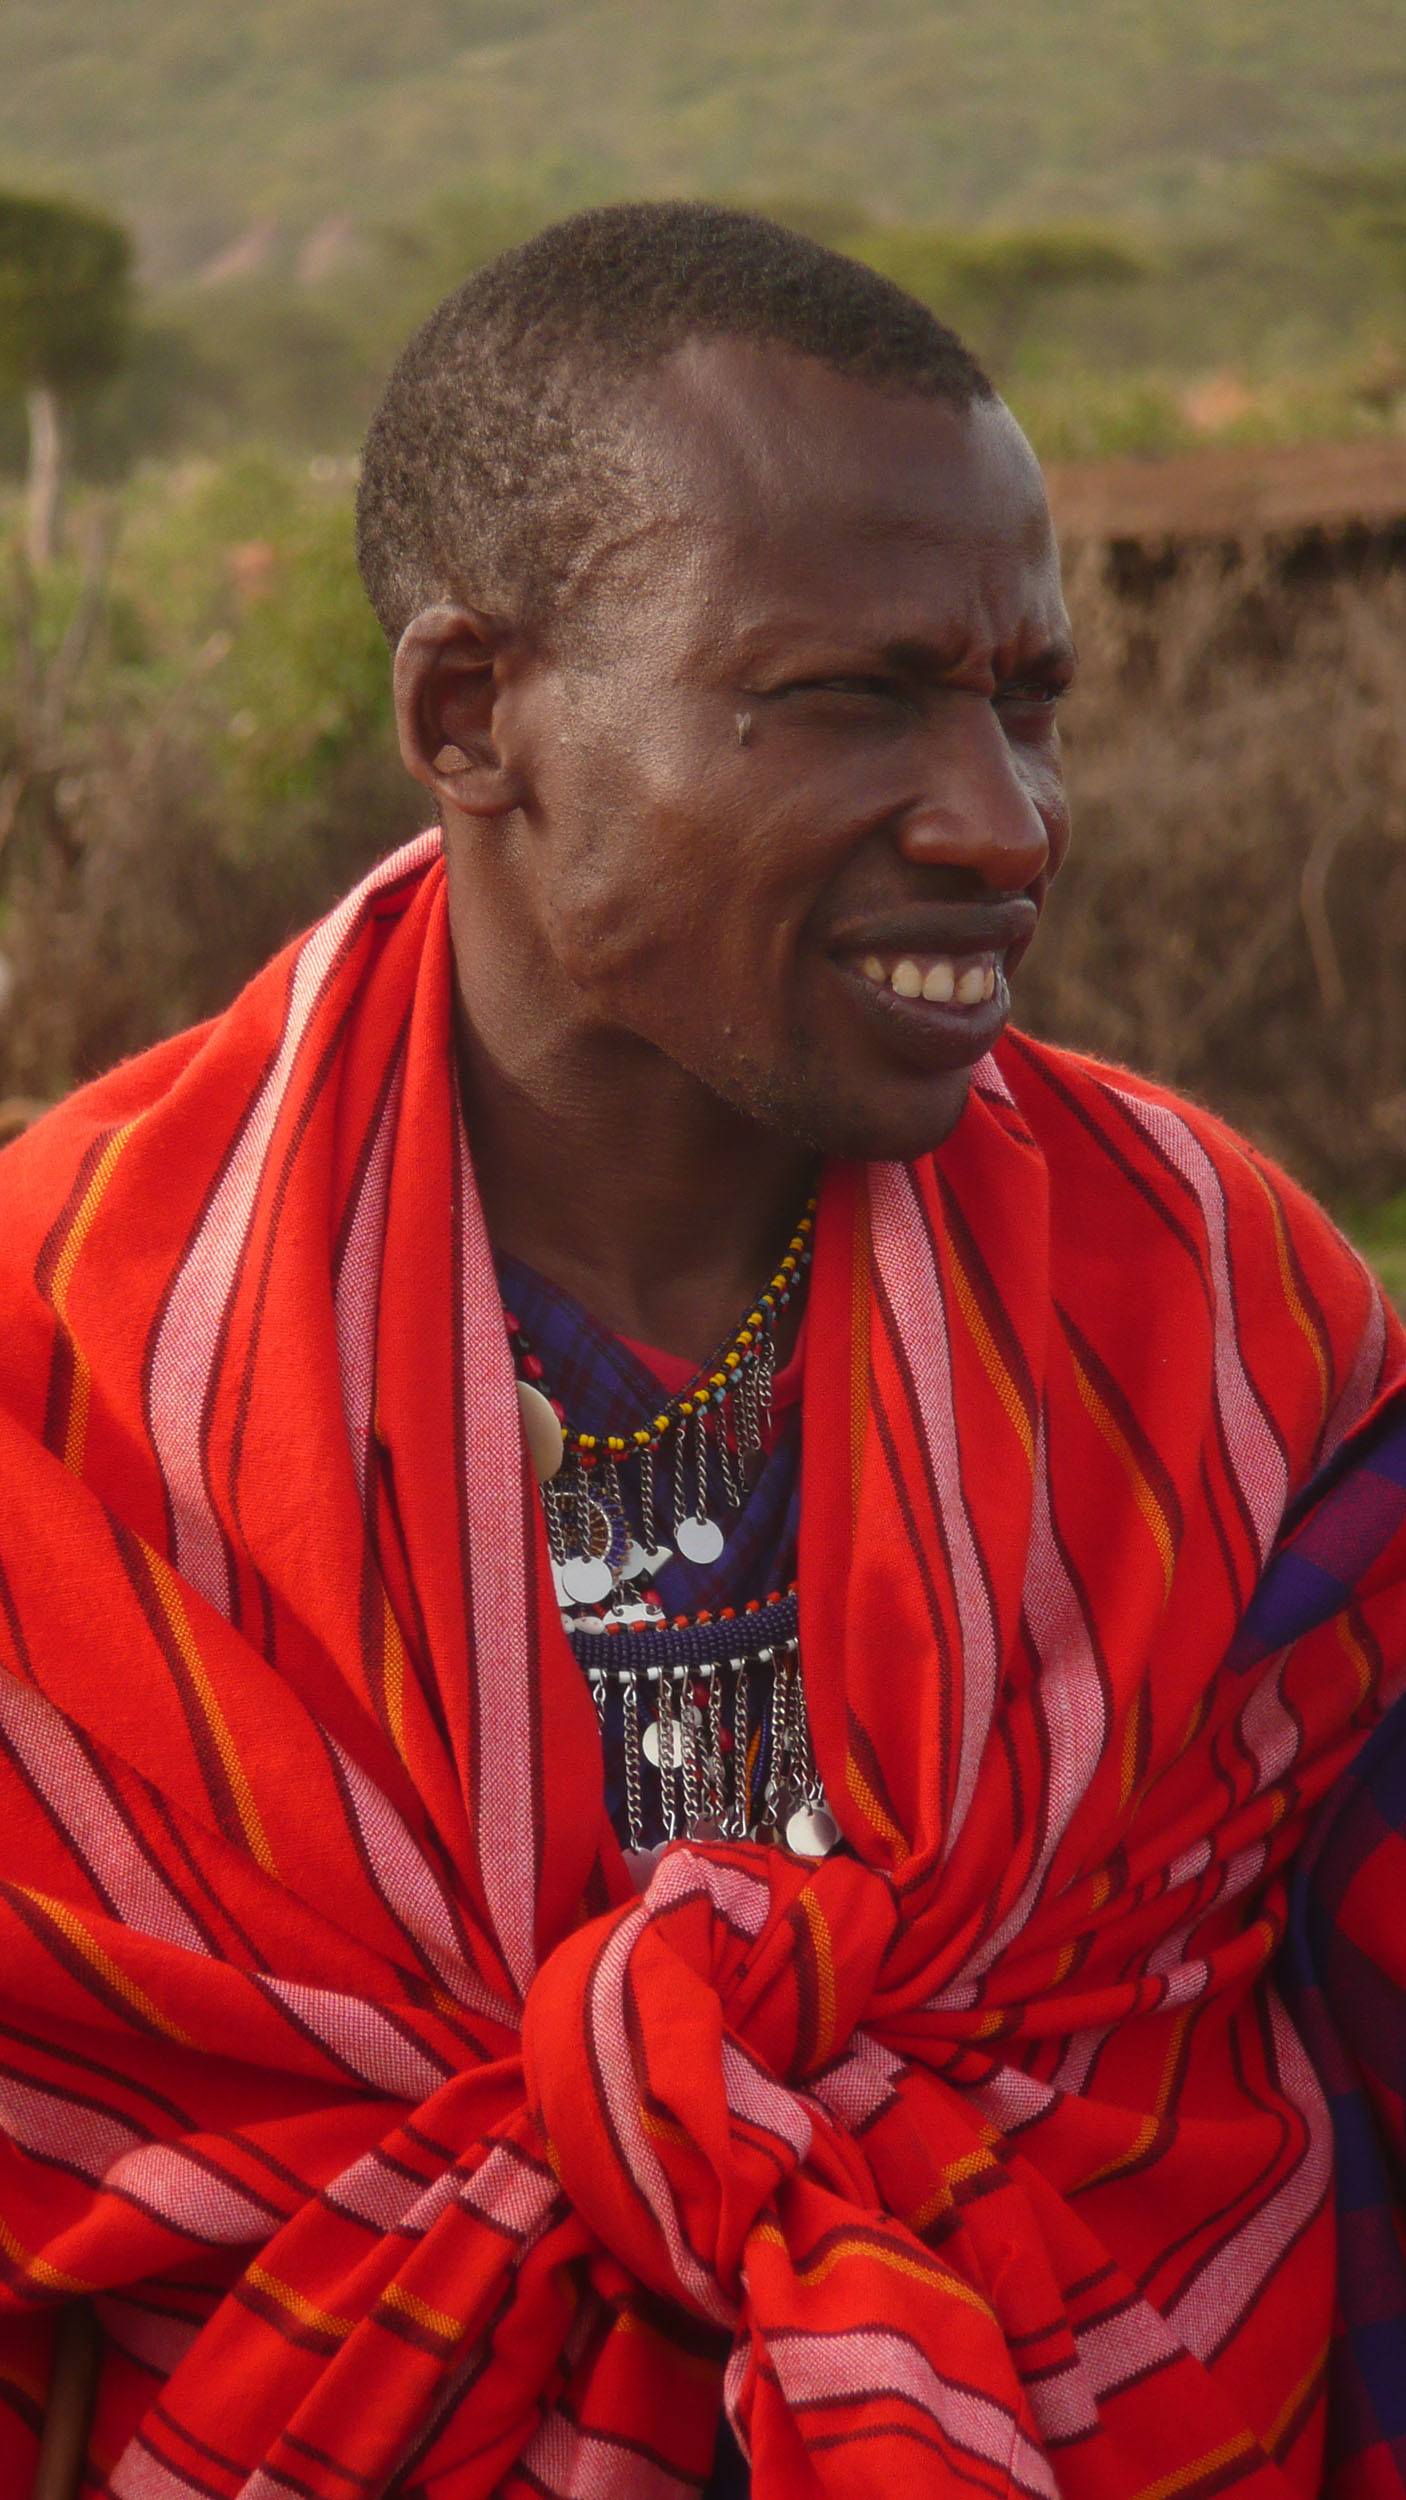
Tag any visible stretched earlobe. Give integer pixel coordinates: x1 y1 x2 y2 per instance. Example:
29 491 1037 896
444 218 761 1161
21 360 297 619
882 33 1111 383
393 606 526 821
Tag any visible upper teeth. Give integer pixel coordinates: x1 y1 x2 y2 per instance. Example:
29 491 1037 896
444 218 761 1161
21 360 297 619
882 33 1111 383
859 954 996 1006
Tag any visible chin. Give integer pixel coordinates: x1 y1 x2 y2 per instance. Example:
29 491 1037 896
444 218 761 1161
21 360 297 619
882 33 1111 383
750 1064 978 1166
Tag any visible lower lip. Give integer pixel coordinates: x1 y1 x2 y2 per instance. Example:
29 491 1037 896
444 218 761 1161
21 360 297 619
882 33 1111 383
832 957 1011 1066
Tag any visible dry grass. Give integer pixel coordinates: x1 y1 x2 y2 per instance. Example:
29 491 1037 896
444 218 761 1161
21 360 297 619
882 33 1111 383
1022 546 1406 1201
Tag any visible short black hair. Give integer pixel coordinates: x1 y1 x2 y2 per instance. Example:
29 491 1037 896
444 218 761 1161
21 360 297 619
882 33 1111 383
355 200 993 649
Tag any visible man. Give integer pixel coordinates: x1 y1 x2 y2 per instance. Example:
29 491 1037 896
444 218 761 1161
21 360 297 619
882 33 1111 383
0 204 1403 2500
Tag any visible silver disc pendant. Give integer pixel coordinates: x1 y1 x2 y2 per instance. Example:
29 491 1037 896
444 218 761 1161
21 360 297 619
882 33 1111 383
784 1802 841 1860
516 1380 564 1483
623 1538 673 1579
641 1718 675 1770
559 1552 614 1605
675 1514 724 1566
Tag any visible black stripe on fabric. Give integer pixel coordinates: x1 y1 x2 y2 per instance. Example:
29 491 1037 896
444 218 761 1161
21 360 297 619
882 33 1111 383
1 1884 183 2048
107 1520 250 1859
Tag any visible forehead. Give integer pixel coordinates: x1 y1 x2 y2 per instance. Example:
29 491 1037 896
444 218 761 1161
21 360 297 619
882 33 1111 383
608 339 1067 657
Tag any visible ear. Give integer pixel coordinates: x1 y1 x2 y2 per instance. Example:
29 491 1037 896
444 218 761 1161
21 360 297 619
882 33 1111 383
392 604 527 821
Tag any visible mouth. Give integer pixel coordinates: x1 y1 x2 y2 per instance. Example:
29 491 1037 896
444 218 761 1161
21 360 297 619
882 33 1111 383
826 900 1036 1070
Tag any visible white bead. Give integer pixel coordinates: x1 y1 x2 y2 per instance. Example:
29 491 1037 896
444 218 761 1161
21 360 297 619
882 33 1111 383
516 1380 564 1482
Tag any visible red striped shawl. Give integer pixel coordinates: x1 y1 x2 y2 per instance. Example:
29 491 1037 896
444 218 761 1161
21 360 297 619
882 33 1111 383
0 835 1403 2498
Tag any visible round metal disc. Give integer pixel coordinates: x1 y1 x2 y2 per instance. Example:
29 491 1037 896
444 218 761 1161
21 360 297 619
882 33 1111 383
642 1719 674 1769
623 1537 673 1579
784 1803 841 1859
675 1514 725 1566
559 1552 614 1605
516 1380 564 1483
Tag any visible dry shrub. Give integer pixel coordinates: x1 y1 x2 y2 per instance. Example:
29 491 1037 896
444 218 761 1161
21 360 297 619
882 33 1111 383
1021 545 1406 1200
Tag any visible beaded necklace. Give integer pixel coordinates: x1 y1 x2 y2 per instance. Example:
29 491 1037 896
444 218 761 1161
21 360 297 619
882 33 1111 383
506 1196 841 1861
509 1194 816 1607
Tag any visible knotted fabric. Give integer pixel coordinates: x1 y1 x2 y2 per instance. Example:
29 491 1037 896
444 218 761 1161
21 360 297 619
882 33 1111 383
0 834 1404 2498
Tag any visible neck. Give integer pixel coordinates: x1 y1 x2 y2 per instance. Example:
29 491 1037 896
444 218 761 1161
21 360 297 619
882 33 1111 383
454 1006 816 1366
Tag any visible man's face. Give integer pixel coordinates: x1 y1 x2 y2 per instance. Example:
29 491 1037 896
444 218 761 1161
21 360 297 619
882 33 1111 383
479 339 1074 1162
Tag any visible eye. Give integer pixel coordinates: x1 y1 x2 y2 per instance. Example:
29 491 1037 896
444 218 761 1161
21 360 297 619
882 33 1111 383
995 678 1071 711
778 675 905 702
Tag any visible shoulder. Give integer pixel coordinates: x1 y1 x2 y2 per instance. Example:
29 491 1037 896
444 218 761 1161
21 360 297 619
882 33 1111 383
987 1028 1405 1460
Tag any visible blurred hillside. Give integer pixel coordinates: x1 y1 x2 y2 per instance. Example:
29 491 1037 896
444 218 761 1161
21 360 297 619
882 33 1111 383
3 0 1406 277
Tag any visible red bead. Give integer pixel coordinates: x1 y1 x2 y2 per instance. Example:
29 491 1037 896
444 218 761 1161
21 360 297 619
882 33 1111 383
522 1353 545 1380
718 1729 734 1754
720 1607 736 1621
504 1311 520 1334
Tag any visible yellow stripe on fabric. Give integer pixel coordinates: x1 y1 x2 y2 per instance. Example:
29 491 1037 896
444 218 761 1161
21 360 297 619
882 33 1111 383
1070 1349 1176 1600
1253 1167 1330 1424
1131 2430 1257 2500
381 1589 407 1760
947 1241 1035 1471
0 2214 91 2297
48 1119 139 1476
21 1888 195 2045
641 2108 693 2150
1266 2341 1326 2452
1074 2013 1187 2191
142 1543 279 1878
843 1752 909 1868
907 2143 998 2232
752 2219 994 2318
1119 1690 1144 1814
379 2280 463 2340
244 2264 356 2340
799 1885 837 2068
1336 1610 1375 1707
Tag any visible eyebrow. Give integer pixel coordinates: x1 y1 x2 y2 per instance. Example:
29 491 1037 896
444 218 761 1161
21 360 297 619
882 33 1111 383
728 624 1079 678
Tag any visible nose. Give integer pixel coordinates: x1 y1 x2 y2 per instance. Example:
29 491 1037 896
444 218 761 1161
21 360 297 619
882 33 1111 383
894 697 1052 892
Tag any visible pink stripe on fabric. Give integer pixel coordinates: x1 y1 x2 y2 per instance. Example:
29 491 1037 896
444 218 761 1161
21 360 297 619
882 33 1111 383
518 2409 700 2499
766 2325 1059 2498
322 2145 435 2234
586 1901 734 2327
951 1420 1108 1985
105 2143 277 2243
812 2031 906 2129
1325 1284 1388 1457
334 1041 406 1506
0 1677 208 1953
112 2438 226 2499
643 1844 775 1938
0 2071 141 2177
146 834 440 1615
1112 1092 1288 1561
1168 1991 1332 2358
1075 2295 1182 2397
329 1737 515 2025
1237 1654 1302 1796
868 1161 1002 1850
95 2296 202 2378
455 2137 560 2241
259 1975 449 2101
455 1114 539 2003
720 2038 812 2165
